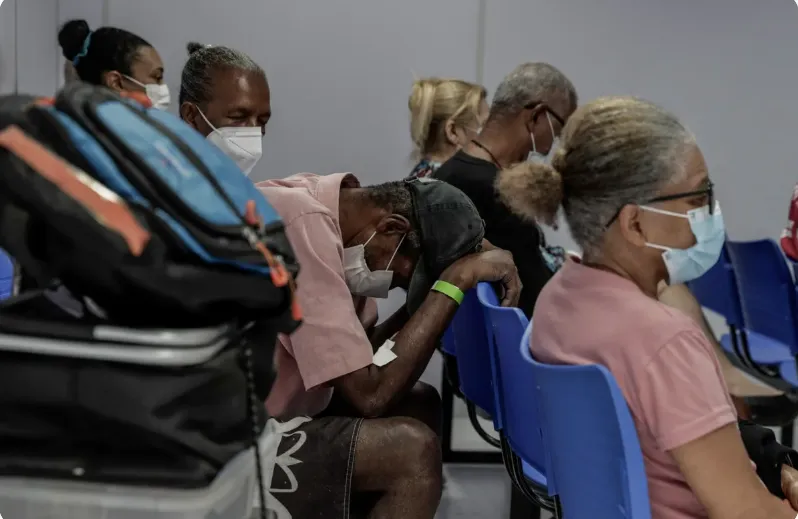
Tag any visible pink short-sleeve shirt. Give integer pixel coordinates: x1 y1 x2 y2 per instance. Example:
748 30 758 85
531 260 737 519
256 173 377 419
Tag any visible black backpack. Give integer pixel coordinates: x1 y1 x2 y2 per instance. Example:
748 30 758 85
0 85 300 328
0 87 299 501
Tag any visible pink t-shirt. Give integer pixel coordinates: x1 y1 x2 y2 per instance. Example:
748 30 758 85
257 173 378 419
531 260 737 519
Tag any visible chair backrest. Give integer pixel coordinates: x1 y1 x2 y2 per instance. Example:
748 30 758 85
0 249 14 300
449 288 498 422
477 283 547 475
441 326 456 356
526 345 651 519
726 239 798 351
687 243 745 328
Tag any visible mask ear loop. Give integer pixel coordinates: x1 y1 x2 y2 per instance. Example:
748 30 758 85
362 232 406 271
529 111 556 156
196 106 219 133
123 74 147 91
385 234 406 271
363 231 378 248
545 112 555 144
639 205 692 253
639 205 691 219
197 107 258 160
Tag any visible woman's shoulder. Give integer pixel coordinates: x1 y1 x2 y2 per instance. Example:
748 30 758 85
406 159 440 180
533 262 703 357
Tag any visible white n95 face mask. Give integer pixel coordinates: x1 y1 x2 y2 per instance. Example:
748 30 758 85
197 108 263 176
344 232 405 299
124 75 170 111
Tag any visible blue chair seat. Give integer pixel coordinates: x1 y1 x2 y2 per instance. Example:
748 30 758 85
522 460 547 487
720 331 794 365
779 361 798 386
718 334 735 356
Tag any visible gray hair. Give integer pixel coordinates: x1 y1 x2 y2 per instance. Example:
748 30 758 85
179 42 264 106
496 96 696 256
491 62 577 117
363 182 421 251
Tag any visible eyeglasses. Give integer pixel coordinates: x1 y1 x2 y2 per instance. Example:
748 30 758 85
525 102 566 128
605 181 715 228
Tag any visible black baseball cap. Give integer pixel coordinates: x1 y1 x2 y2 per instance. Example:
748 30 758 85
404 177 485 314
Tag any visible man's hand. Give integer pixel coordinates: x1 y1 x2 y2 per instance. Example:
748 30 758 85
782 464 798 510
440 247 521 307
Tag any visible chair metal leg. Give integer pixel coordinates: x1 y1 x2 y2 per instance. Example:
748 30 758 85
441 360 503 464
553 496 563 519
500 436 555 512
729 326 751 369
736 328 780 378
782 421 794 448
509 485 541 519
441 364 455 461
466 400 501 448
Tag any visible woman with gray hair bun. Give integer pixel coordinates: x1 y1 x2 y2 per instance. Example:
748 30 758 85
178 42 270 177
499 96 798 518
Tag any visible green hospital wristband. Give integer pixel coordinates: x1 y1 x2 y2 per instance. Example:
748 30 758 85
431 280 465 305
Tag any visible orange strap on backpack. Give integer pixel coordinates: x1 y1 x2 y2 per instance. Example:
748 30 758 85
119 91 152 108
244 200 302 321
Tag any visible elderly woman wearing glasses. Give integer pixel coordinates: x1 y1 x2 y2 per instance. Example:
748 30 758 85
498 96 798 519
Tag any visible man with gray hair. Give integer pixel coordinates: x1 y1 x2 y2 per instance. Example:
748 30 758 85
178 42 271 177
435 62 578 316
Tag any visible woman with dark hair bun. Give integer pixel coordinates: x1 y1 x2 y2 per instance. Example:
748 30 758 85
57 19 169 110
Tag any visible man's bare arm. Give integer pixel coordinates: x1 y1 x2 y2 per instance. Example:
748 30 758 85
331 248 520 417
368 307 410 348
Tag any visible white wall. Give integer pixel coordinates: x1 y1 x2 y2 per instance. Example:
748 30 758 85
5 0 798 236
0 0 106 95
4 0 798 393
484 0 798 251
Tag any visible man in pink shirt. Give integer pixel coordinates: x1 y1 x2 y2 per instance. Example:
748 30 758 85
256 173 520 519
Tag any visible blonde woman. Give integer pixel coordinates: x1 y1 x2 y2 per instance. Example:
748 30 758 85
407 77 488 179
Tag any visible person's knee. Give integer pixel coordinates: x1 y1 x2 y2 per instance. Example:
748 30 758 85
403 382 443 436
393 417 443 481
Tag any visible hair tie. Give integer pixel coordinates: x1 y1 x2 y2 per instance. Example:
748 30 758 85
72 32 93 66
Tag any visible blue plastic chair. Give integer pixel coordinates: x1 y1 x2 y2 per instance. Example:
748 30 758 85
0 249 14 300
441 327 456 356
688 243 786 370
477 283 553 511
687 245 748 362
446 289 501 448
726 239 798 369
525 326 652 519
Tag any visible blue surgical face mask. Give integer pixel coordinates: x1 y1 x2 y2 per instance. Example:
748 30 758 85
641 201 725 285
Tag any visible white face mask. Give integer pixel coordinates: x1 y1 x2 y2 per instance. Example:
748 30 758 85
197 108 263 176
528 111 556 163
124 75 170 111
343 232 405 298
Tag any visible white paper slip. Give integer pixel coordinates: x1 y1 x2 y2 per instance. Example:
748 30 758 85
382 338 396 351
373 345 397 367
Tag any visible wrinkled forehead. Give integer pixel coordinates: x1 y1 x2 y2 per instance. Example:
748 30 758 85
205 68 270 113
